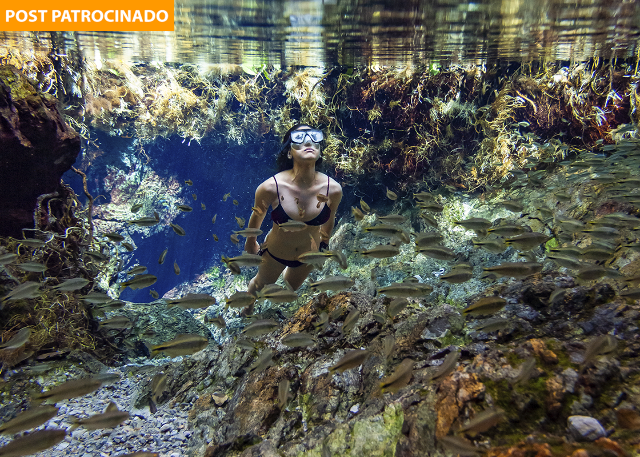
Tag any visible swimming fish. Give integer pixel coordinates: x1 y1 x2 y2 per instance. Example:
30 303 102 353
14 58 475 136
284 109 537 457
281 332 316 348
378 214 407 224
463 296 507 315
242 319 280 337
16 262 47 272
352 206 365 221
309 276 355 292
33 378 103 403
482 262 542 278
329 350 370 373
453 218 492 233
167 293 216 309
0 429 66 456
429 350 460 382
474 318 510 333
486 224 525 237
225 292 257 309
69 402 129 430
380 358 414 394
387 298 409 318
103 232 125 243
437 435 480 457
415 246 456 260
278 220 307 232
382 334 395 360
581 334 617 370
150 334 209 357
249 348 273 373
278 379 291 409
176 205 193 212
233 228 263 238
127 265 148 275
51 278 90 291
99 316 132 330
512 356 536 385
174 261 180 275
504 233 550 250
341 308 360 335
222 252 263 267
121 274 157 290
256 287 298 303
0 405 59 435
499 200 524 212
354 244 400 258
386 188 398 200
377 282 433 298
81 291 114 305
454 408 505 436
169 223 186 236
121 242 135 251
128 216 159 227
0 327 32 350
158 248 168 265
363 224 410 243
0 253 17 266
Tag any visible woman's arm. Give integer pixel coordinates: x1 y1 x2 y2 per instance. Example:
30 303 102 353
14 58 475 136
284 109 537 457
244 181 276 254
319 179 343 249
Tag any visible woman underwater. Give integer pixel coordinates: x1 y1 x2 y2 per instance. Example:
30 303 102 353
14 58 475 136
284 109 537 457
245 124 343 296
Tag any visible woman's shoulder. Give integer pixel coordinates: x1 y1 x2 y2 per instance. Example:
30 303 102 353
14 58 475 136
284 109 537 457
256 176 279 195
319 173 342 195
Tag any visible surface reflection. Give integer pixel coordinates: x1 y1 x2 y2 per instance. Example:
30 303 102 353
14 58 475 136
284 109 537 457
1 0 639 66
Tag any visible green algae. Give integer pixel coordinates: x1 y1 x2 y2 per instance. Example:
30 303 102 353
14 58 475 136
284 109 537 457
298 402 404 457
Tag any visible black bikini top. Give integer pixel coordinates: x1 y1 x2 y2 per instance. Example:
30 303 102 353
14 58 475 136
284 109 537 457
271 175 331 226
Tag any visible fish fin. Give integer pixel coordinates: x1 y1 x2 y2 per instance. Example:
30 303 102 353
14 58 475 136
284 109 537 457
105 401 119 412
149 398 157 414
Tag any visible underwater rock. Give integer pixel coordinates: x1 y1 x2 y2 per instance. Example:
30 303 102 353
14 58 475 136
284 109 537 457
0 65 80 237
434 371 485 438
567 415 606 442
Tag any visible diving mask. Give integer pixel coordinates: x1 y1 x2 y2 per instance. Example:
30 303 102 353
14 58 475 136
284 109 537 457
290 129 324 144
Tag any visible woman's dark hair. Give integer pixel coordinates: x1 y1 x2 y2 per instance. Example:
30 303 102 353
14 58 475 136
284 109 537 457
276 123 324 171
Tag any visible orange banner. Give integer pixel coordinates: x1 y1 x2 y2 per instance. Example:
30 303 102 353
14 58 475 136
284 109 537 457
1 0 173 31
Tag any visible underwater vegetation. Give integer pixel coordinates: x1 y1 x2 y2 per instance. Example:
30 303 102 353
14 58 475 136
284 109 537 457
3 48 638 193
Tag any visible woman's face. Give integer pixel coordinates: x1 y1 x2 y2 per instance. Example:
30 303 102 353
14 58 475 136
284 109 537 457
290 126 321 161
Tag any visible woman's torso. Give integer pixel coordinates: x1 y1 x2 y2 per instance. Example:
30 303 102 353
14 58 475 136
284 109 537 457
264 171 331 258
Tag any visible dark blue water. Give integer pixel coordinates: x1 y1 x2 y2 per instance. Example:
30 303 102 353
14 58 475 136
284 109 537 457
63 133 283 302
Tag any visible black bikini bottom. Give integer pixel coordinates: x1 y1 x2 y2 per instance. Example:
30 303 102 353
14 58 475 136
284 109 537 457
258 248 304 268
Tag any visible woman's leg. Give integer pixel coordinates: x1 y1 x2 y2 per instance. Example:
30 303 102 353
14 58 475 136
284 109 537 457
248 251 287 296
283 263 315 291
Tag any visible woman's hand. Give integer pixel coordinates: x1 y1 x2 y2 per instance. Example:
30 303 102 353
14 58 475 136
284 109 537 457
245 238 260 254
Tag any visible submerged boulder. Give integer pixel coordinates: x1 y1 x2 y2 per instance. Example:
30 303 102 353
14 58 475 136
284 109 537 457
0 65 80 237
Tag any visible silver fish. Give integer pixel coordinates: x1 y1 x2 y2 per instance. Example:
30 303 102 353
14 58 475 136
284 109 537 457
0 429 66 456
281 332 316 348
0 405 59 435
